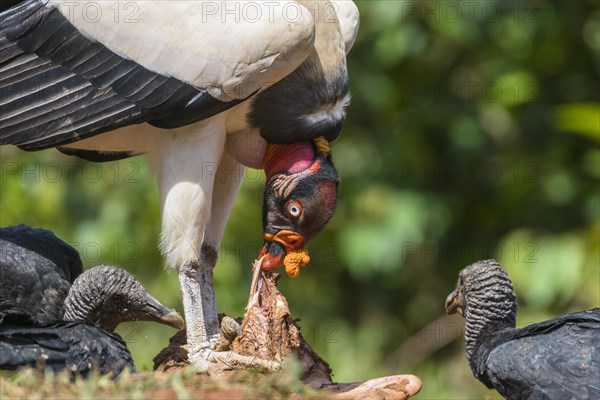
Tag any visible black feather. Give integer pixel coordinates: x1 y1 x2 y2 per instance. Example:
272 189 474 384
0 313 135 378
474 310 600 400
57 147 138 162
0 225 82 324
0 0 244 153
249 55 349 144
0 224 82 282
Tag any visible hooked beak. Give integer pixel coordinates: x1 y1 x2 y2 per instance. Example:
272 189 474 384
445 290 462 316
259 240 285 271
138 294 185 330
258 229 306 271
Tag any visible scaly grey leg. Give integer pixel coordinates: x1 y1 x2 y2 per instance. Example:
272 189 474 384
179 247 220 368
180 251 279 373
181 151 280 373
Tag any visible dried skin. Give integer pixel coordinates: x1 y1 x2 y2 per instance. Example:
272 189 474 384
232 271 301 362
154 268 331 383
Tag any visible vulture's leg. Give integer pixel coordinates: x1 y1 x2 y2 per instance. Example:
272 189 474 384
153 119 276 373
152 118 225 367
193 150 278 373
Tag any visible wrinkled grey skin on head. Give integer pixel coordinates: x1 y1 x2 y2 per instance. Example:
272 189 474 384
63 265 183 332
445 259 517 362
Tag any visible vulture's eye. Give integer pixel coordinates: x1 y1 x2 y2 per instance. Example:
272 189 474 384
285 201 303 218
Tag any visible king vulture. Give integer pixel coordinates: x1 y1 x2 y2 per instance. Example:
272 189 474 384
0 0 359 370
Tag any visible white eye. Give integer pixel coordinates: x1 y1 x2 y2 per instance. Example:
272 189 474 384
286 201 302 218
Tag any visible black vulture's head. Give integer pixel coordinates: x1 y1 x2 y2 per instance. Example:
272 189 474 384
445 260 518 363
446 260 517 334
445 259 517 321
259 140 338 277
64 265 184 332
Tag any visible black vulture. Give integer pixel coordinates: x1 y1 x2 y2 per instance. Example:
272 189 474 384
0 312 135 378
0 225 184 331
0 224 184 376
0 0 359 371
446 259 600 400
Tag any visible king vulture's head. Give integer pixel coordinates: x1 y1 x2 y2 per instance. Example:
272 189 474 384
259 140 339 272
249 2 351 274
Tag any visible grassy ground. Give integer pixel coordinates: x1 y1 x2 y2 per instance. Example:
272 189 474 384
0 361 327 400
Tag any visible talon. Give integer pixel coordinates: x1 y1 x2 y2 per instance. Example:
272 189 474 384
187 348 279 374
212 316 242 351
221 316 242 341
206 350 280 373
198 341 212 350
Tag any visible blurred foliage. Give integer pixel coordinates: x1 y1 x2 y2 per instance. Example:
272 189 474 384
1 1 599 398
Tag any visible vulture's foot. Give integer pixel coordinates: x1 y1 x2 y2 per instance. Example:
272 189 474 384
190 349 280 374
178 258 278 373
212 315 242 351
188 316 280 374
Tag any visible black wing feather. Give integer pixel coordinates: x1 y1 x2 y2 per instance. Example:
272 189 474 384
481 309 600 400
0 314 135 378
0 0 246 151
0 225 83 324
0 224 83 282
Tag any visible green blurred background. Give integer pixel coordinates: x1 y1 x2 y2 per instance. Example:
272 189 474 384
1 1 599 398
